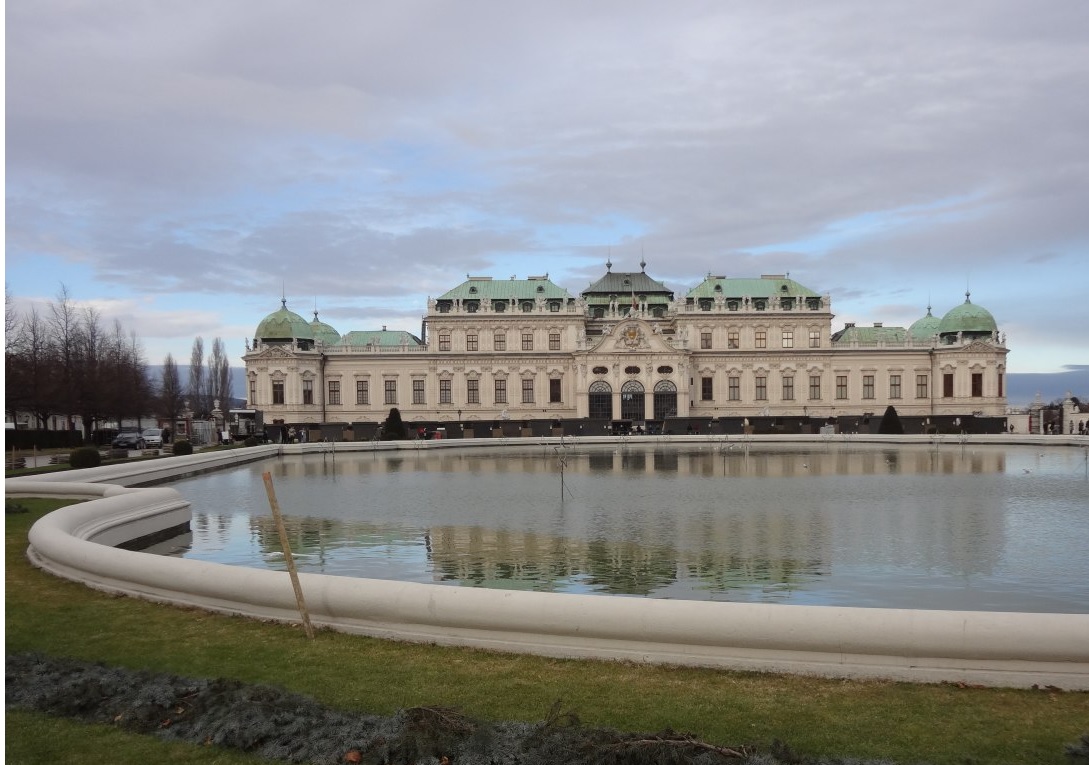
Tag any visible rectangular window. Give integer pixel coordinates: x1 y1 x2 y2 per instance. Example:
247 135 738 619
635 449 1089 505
728 376 740 401
439 379 451 404
467 379 479 404
836 375 848 400
356 380 369 405
549 332 560 351
272 381 285 405
943 373 954 398
971 372 983 397
549 378 561 403
916 374 929 399
494 332 506 351
809 329 821 348
439 334 451 352
384 380 397 405
521 332 533 351
494 379 507 404
809 375 821 400
521 379 534 404
755 330 767 349
302 379 314 405
782 376 794 401
755 376 767 401
998 372 1004 398
701 376 713 401
249 380 256 405
466 334 478 352
413 379 425 405
889 375 901 399
782 330 794 349
328 380 341 405
728 331 739 349
701 332 712 349
863 374 875 400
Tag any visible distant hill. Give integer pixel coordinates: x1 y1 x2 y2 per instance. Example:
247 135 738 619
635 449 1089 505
1007 367 1088 408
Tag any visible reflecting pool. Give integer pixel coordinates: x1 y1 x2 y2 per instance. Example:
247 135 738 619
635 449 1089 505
158 442 1089 612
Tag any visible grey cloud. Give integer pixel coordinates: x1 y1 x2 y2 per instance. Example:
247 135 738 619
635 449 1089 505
6 1 1089 371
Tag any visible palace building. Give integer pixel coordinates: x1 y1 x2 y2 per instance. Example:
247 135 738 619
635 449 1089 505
242 261 1009 438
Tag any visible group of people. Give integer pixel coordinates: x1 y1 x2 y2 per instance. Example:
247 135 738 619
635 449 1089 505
1044 421 1088 434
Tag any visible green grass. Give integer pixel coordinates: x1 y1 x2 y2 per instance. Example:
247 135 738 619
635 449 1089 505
5 710 270 765
7 498 1088 765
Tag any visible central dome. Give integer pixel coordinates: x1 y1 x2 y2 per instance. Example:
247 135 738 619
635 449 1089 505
937 293 997 338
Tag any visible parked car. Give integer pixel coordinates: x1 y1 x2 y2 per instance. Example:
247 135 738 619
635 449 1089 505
141 428 164 447
111 430 145 450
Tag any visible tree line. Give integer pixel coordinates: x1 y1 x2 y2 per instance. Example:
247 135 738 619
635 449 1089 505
5 286 233 440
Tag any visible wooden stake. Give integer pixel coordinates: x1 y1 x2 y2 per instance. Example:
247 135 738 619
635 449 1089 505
262 471 315 639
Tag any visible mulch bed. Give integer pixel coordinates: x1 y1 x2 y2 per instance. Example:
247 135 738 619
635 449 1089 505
10 652 1086 764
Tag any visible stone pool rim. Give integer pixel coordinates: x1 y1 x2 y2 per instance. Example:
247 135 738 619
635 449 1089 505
10 434 1089 690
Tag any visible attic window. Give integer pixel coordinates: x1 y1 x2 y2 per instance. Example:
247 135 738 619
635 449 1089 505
780 285 789 292
536 285 545 293
714 284 722 292
469 286 477 293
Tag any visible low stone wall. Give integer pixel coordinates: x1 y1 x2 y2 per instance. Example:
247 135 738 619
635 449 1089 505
10 436 1089 690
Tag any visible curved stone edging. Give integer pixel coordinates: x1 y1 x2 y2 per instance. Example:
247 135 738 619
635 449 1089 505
10 437 1089 690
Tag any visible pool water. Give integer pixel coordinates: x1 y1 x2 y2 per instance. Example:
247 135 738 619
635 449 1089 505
157 442 1089 612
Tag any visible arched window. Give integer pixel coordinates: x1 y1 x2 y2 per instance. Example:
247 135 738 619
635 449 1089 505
620 380 645 421
589 380 612 419
653 380 678 421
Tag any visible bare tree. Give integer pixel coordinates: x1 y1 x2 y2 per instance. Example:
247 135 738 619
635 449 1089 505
188 336 206 417
74 305 107 439
208 337 233 412
5 284 18 348
5 285 156 441
7 305 59 429
127 330 152 427
159 353 183 435
49 286 82 432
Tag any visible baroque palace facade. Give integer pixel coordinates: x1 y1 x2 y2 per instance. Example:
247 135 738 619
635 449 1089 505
243 262 1009 436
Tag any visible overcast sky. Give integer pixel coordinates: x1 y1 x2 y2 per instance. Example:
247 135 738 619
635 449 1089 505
5 1 1088 376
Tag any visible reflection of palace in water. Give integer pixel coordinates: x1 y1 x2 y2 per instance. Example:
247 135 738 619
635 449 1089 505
269 443 1007 480
220 444 1009 599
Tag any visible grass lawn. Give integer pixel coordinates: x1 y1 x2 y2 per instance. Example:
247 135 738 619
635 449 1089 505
6 498 1088 764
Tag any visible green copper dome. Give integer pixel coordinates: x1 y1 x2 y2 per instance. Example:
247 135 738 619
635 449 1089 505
309 311 341 346
255 300 315 342
908 306 942 340
937 293 997 337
